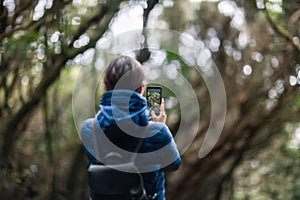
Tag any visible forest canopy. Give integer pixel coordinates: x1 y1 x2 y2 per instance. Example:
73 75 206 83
0 0 300 199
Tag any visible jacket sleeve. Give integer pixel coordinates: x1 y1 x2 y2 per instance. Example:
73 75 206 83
81 118 99 166
155 124 181 172
162 157 181 172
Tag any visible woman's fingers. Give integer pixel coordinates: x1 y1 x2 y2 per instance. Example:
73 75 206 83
151 110 156 118
160 98 165 112
151 99 166 123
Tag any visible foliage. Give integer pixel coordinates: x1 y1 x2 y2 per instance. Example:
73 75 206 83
232 123 300 200
0 0 123 199
0 0 300 200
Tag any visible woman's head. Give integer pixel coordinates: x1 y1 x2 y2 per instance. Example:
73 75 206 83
103 56 145 93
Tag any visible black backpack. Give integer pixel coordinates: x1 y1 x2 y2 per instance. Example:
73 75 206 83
87 120 149 200
88 162 148 200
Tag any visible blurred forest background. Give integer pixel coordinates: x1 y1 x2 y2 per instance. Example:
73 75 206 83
1 0 300 199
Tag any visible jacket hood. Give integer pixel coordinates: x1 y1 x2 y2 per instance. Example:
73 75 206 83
96 89 149 130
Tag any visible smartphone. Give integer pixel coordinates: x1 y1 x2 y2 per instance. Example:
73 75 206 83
146 86 162 115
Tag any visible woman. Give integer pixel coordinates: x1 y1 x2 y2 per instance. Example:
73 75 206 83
81 56 181 200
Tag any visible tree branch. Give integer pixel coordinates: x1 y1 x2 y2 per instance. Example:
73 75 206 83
264 8 300 52
0 0 123 164
68 4 112 48
137 0 159 63
0 0 59 41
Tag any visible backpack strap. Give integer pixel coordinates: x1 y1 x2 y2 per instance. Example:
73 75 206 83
91 119 147 163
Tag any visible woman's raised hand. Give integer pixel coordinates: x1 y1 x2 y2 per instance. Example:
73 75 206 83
150 98 167 124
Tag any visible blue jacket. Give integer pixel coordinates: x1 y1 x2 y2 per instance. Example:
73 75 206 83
81 90 181 199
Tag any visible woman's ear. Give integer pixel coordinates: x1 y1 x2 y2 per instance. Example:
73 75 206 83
137 86 142 94
137 84 145 94
102 83 107 92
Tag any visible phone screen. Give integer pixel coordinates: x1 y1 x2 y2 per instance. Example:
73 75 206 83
146 86 162 115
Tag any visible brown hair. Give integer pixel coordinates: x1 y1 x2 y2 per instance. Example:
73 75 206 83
103 56 145 92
